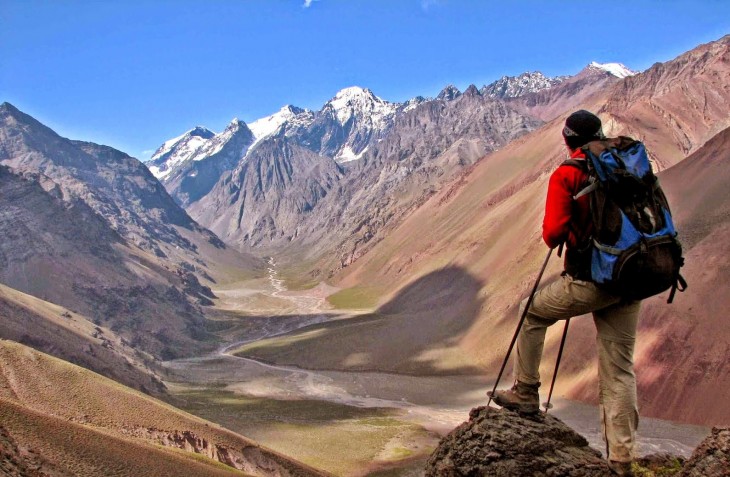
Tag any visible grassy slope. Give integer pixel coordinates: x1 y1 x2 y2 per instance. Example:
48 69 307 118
0 282 165 395
0 399 246 477
172 386 437 477
0 340 327 477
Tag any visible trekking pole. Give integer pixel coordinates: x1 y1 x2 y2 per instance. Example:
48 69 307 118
487 246 554 406
542 318 570 412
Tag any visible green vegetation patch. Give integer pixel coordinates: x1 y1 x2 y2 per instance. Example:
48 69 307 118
171 387 436 477
232 328 327 355
177 388 395 424
632 456 684 477
326 286 381 310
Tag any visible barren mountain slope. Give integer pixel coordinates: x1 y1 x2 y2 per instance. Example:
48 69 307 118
329 38 730 426
189 137 345 247
0 282 164 395
0 165 218 360
0 102 220 256
0 340 327 477
598 34 730 169
0 102 262 276
335 129 729 428
321 89 542 267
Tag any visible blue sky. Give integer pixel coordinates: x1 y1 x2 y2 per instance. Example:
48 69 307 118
1 0 728 159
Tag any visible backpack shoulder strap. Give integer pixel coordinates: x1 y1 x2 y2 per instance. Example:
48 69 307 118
561 159 588 170
560 159 596 199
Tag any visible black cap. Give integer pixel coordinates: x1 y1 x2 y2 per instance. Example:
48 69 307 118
562 110 605 149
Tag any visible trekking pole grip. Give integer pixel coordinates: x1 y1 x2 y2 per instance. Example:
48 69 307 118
488 246 554 406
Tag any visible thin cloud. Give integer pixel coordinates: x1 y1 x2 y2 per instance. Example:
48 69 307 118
421 0 444 12
303 0 318 8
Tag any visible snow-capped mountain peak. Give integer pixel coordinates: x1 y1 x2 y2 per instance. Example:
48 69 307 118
402 95 428 113
588 61 636 78
150 126 214 162
189 118 253 161
330 86 374 103
248 105 306 142
147 126 216 179
224 118 247 133
325 86 397 126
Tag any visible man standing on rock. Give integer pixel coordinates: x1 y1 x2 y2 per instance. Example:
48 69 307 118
492 110 639 477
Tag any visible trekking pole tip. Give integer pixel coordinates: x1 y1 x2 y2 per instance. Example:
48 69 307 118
542 402 553 411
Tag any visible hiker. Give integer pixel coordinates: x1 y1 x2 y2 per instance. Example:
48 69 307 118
492 110 640 476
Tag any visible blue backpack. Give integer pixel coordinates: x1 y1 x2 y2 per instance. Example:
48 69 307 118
571 137 687 302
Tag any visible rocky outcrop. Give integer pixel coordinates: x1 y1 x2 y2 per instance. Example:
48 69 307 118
679 427 730 477
425 406 614 476
426 407 729 477
0 425 60 477
129 427 328 476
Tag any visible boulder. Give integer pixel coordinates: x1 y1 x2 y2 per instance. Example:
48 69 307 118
425 406 614 476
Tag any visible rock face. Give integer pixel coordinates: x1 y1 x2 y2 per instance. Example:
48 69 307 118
679 427 730 477
190 86 540 269
425 406 614 476
150 81 540 267
0 102 218 255
189 137 345 247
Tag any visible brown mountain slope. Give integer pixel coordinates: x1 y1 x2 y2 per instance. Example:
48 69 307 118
242 36 730 426
0 282 164 395
599 34 730 169
0 340 328 477
330 41 730 425
0 102 217 256
0 164 217 360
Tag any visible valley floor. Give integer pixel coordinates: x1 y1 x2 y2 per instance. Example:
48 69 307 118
162 261 709 476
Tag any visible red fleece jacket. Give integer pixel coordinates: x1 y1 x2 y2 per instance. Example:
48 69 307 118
542 149 592 250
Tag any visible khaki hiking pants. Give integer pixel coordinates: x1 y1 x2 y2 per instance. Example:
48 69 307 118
514 274 640 463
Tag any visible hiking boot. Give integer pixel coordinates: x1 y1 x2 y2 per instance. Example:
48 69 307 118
491 381 540 414
607 460 634 476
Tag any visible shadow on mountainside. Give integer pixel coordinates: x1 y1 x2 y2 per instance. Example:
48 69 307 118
234 266 486 376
